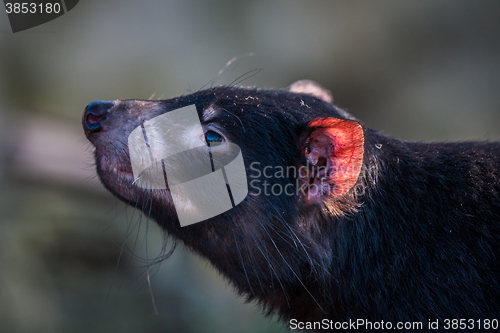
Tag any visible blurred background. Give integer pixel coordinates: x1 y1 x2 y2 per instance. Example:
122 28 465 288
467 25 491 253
1 1 500 332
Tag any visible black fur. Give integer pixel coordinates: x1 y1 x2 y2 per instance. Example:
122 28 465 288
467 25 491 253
84 85 500 332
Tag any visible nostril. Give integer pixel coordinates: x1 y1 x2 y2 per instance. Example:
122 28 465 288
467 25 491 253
83 100 115 133
86 112 105 126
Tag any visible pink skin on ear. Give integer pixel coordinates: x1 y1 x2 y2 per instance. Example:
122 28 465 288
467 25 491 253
302 118 365 204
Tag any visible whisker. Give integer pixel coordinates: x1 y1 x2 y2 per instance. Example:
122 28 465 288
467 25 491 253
226 68 263 89
242 221 291 308
217 53 255 78
197 53 257 92
239 224 266 294
145 188 159 315
220 107 245 132
231 225 255 297
260 220 326 314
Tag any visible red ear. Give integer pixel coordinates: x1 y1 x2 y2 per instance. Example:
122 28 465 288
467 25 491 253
301 118 364 204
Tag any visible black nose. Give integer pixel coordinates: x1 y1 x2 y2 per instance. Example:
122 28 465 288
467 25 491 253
83 100 115 133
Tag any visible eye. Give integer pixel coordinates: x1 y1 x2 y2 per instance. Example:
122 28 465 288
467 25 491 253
205 130 223 146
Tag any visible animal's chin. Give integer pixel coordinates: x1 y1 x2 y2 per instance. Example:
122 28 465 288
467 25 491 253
95 152 181 219
95 152 147 201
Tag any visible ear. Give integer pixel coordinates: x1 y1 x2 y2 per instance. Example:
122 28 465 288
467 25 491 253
300 118 364 205
289 80 333 103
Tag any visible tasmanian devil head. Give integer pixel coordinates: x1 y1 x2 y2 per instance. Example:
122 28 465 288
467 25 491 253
83 81 370 319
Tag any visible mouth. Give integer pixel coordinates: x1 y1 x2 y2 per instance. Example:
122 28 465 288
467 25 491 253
94 149 143 198
93 146 178 210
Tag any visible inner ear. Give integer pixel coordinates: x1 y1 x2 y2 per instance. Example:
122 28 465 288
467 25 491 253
300 118 364 205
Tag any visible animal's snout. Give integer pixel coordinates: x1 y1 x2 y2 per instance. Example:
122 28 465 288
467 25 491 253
83 100 115 133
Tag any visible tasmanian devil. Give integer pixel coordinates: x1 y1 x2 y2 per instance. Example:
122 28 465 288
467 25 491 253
83 80 500 332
